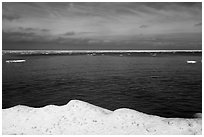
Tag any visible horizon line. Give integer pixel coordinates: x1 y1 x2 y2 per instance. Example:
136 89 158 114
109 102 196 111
2 49 202 53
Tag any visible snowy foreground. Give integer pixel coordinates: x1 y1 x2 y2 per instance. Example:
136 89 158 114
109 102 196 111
2 100 202 135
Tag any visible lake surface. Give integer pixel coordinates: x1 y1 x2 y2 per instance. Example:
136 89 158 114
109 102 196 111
2 51 202 118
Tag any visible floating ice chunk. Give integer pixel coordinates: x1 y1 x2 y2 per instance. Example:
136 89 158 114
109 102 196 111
193 113 202 118
6 60 26 63
187 61 196 64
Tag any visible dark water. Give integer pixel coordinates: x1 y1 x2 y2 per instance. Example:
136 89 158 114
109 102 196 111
2 52 202 118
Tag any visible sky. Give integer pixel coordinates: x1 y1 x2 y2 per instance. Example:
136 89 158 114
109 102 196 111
2 2 202 50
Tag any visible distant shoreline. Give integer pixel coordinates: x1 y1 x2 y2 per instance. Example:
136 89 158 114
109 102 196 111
2 49 202 54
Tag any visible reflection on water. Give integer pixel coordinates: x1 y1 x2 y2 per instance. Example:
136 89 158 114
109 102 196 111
2 53 202 118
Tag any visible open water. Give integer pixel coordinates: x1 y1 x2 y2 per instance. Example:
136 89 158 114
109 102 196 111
2 51 202 118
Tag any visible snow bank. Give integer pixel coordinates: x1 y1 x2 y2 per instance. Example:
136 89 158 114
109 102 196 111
2 100 202 135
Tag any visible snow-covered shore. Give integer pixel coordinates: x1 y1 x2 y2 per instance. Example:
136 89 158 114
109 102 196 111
2 100 202 135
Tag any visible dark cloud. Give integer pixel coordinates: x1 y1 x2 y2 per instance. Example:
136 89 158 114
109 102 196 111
41 29 50 32
19 27 36 31
2 14 20 21
20 2 41 7
63 31 96 36
79 32 95 34
64 32 75 36
3 31 36 42
2 30 51 43
143 2 201 10
18 27 50 33
178 2 201 8
195 22 202 27
139 25 148 28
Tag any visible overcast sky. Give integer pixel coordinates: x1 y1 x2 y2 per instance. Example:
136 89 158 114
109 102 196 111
2 2 202 50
